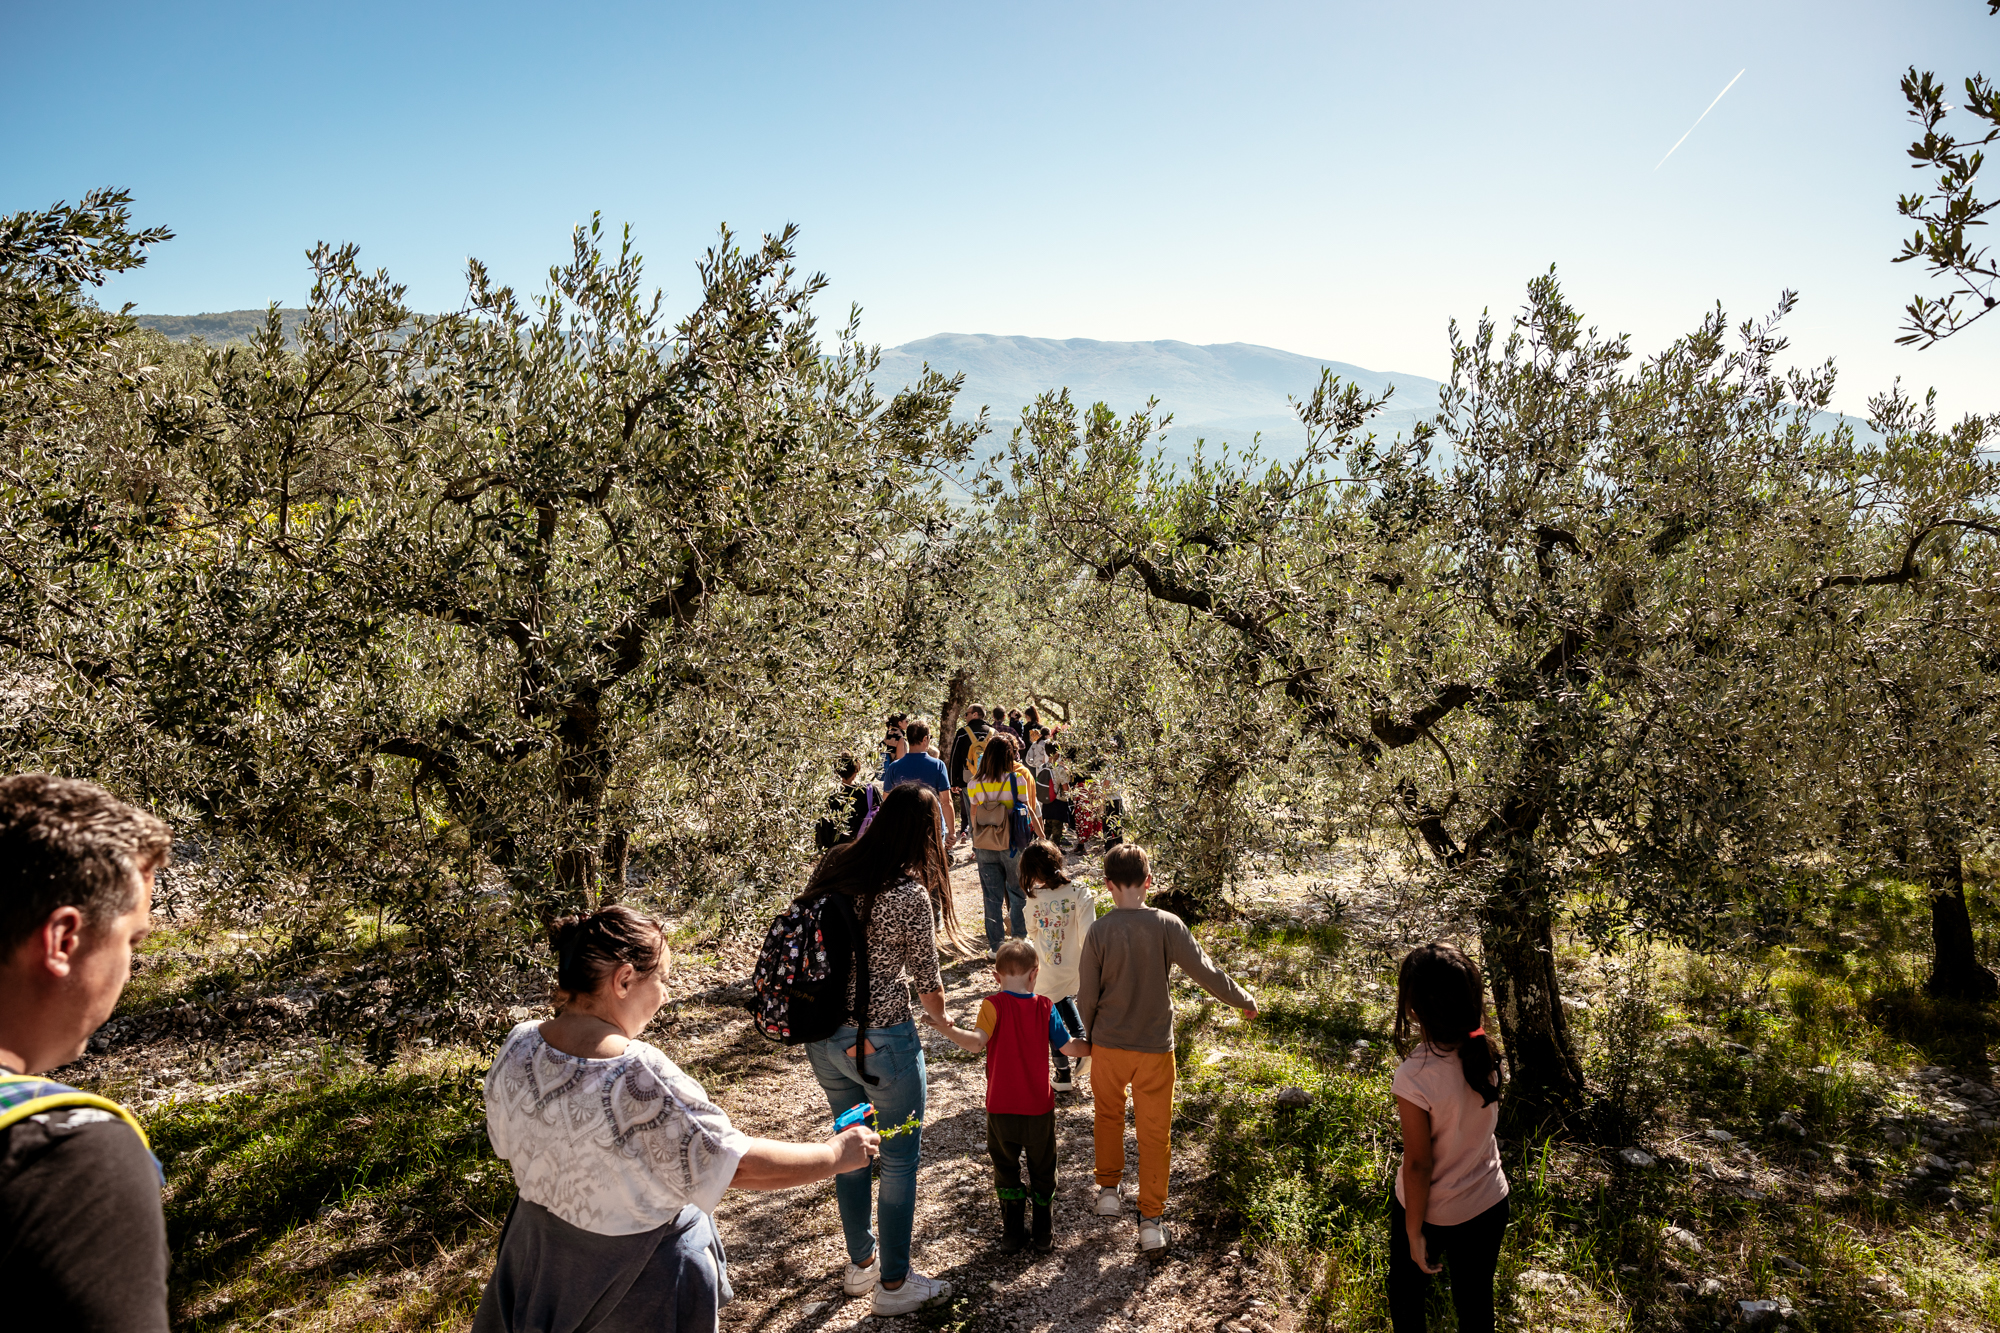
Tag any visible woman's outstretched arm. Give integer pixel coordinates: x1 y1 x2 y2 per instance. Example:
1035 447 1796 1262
730 1125 880 1191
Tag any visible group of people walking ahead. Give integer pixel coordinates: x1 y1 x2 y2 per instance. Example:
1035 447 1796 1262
0 769 1512 1333
481 827 1513 1332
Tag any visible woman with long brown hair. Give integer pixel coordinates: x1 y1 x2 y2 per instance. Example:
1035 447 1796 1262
799 781 962 1317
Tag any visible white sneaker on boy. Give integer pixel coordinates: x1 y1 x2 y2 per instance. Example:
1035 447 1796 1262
871 1269 953 1315
1094 1185 1125 1216
1137 1216 1169 1252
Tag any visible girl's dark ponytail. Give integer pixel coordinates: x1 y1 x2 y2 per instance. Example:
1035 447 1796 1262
1456 1025 1501 1109
1393 942 1502 1108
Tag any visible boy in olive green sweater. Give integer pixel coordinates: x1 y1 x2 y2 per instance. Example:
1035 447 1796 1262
1077 844 1257 1253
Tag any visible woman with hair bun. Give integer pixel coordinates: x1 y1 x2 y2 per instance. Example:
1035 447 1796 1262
1388 941 1509 1333
473 904 881 1333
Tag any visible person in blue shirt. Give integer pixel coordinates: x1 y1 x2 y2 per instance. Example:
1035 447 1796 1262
879 719 956 844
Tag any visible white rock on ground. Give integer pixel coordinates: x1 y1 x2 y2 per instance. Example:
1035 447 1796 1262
1664 1225 1704 1255
1517 1270 1582 1295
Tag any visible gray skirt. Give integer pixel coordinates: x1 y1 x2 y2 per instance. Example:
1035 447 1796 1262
472 1197 731 1333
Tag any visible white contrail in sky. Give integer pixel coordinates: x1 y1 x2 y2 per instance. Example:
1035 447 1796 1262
1654 69 1746 171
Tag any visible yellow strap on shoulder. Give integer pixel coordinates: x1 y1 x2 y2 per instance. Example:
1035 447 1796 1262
0 1075 151 1152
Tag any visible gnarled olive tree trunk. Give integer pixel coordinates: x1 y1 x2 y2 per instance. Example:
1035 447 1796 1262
1928 838 1999 1003
938 665 975 755
1479 879 1586 1132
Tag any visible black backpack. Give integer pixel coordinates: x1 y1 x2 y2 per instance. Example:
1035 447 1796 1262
746 889 878 1084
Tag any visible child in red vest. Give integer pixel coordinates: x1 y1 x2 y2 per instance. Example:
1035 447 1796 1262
928 938 1091 1254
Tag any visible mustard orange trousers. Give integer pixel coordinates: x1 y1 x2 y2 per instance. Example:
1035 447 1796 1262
1089 1046 1176 1218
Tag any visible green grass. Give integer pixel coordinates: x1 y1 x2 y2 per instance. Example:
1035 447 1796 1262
1172 896 2000 1331
119 922 255 1015
151 1049 510 1331
84 872 2000 1331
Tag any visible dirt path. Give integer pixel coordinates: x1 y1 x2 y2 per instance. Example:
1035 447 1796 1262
667 850 1273 1333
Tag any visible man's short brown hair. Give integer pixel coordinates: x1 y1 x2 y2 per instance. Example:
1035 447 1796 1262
1103 843 1151 889
904 719 930 746
0 774 170 953
993 938 1039 976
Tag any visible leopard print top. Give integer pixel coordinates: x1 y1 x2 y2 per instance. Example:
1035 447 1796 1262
844 877 945 1030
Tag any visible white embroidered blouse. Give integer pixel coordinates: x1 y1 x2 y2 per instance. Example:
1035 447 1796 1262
484 1021 751 1236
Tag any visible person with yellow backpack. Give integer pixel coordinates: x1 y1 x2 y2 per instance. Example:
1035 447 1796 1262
947 705 996 842
0 774 172 1330
965 732 1045 953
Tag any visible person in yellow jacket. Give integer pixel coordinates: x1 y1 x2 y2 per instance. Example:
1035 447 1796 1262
0 774 171 1331
964 732 1044 952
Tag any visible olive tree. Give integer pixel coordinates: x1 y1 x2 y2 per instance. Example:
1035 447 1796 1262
1808 387 2000 1000
1013 276 1871 1127
1 203 975 1033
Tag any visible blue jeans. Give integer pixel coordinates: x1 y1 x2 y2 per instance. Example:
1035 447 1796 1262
805 1021 928 1284
975 848 1026 950
1050 996 1085 1078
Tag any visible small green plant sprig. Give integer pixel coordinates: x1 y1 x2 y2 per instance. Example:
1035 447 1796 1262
876 1111 923 1140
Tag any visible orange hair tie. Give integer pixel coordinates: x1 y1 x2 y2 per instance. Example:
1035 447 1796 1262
1467 1027 1486 1038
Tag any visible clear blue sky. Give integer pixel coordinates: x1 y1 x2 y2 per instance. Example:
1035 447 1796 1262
6 0 1994 417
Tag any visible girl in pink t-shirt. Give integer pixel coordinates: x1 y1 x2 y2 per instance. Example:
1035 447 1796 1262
1389 942 1509 1333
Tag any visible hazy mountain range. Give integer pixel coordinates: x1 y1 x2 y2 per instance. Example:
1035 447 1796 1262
135 308 308 344
874 333 1440 459
132 313 1438 462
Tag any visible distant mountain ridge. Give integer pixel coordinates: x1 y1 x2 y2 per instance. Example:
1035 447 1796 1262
132 314 1436 458
131 313 1872 466
875 333 1440 457
135 309 307 344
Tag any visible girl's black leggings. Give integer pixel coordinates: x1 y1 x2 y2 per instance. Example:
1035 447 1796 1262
1388 1194 1508 1332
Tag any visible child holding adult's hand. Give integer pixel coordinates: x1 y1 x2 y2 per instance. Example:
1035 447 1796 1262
926 940 1088 1254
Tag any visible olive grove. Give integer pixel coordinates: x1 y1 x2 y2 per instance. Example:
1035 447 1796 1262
1009 276 2000 1127
1 193 975 1040
3 188 1996 1123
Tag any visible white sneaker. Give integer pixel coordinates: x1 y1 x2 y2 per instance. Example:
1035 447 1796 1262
1052 1070 1075 1092
1094 1185 1124 1216
842 1256 880 1297
872 1269 953 1315
1137 1216 1168 1252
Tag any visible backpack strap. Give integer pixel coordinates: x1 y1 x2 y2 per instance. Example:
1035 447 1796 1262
1008 771 1025 859
823 893 879 1087
0 1074 163 1185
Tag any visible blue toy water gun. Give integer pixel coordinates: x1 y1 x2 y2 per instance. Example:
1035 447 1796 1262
834 1103 875 1131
